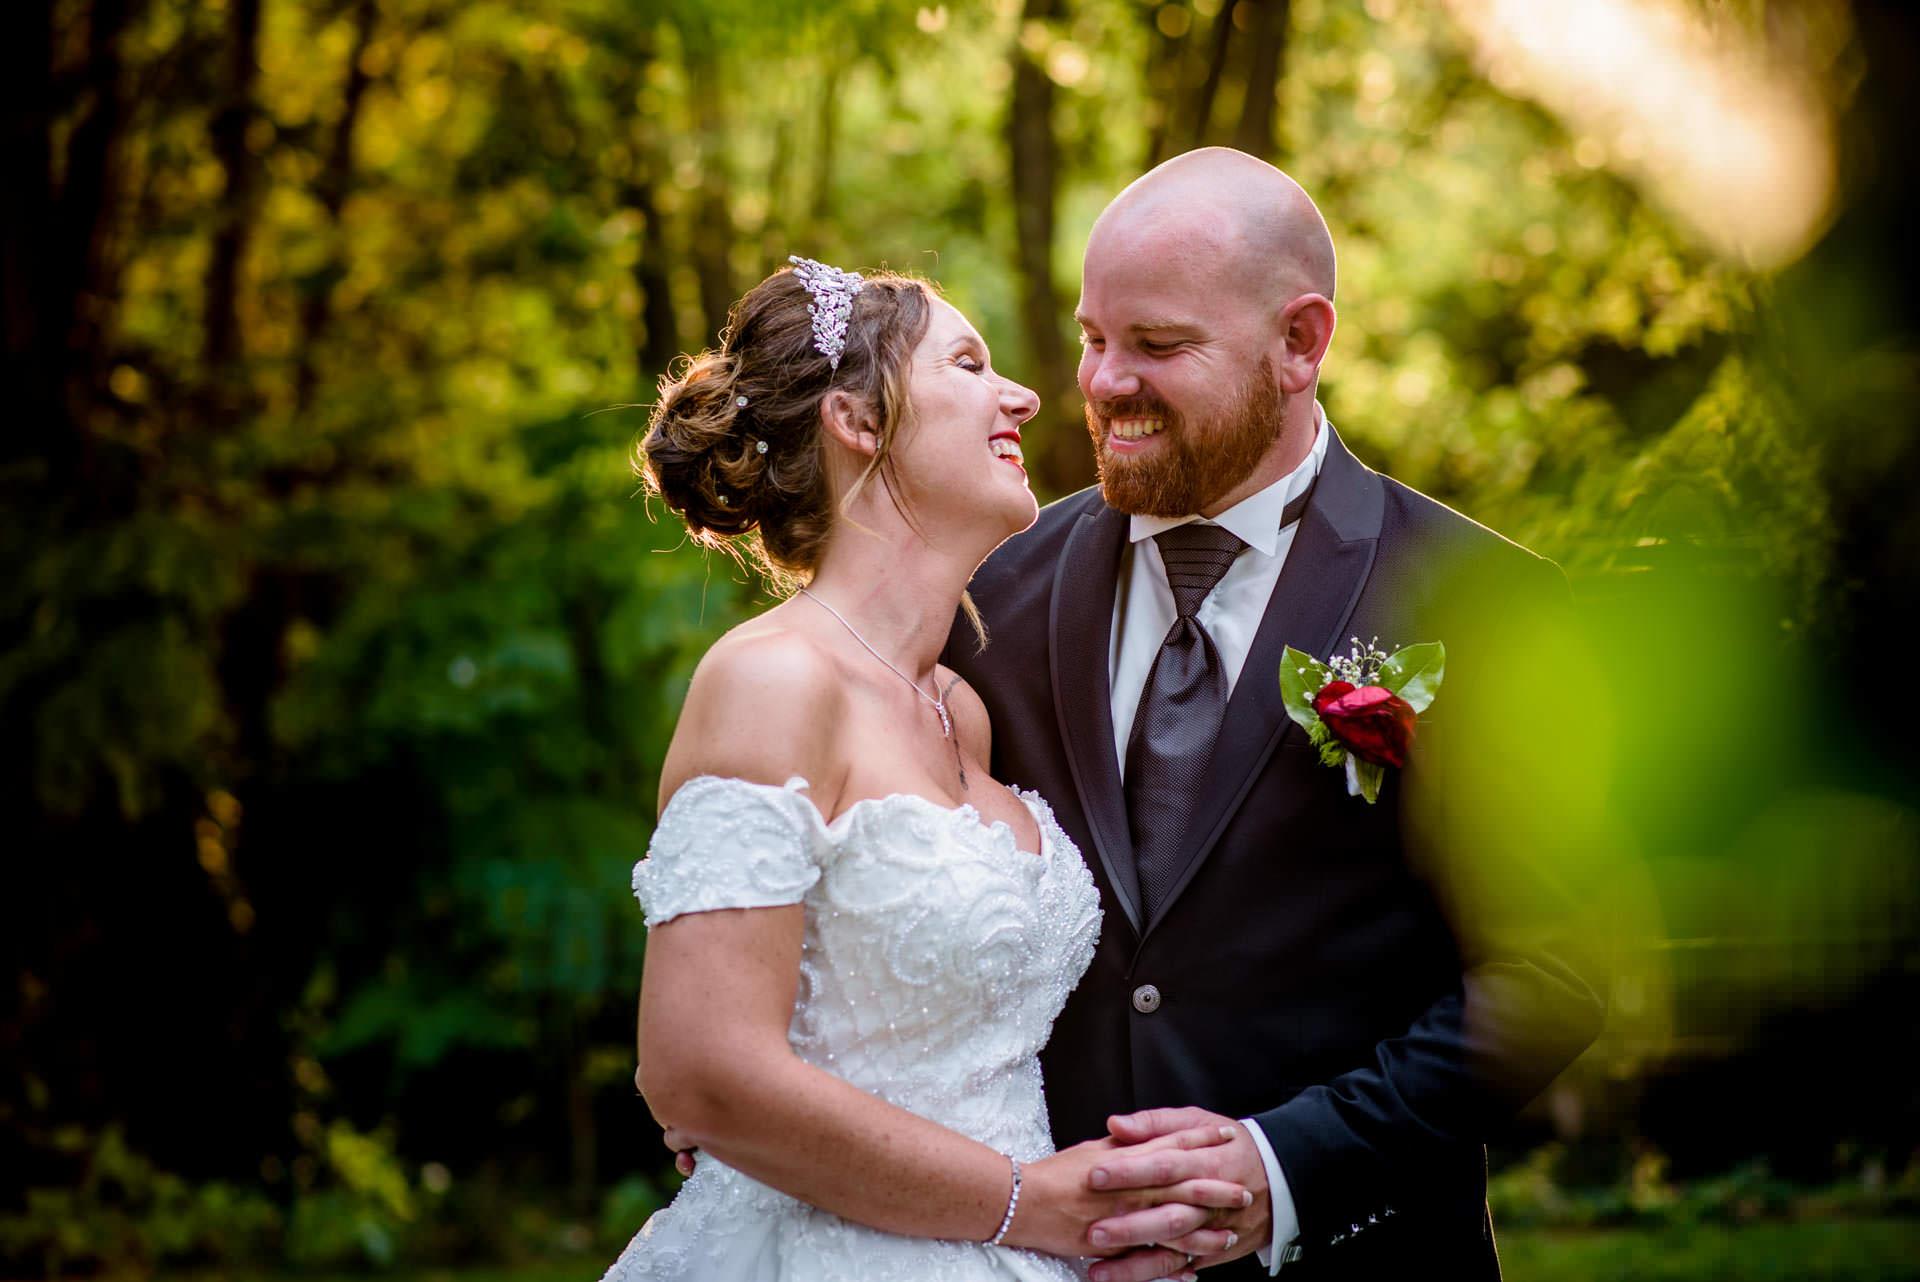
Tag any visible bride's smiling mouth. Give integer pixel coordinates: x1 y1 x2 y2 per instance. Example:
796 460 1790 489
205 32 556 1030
989 429 1026 472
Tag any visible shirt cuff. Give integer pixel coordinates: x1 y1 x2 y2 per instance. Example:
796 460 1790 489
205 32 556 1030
1241 1117 1299 1274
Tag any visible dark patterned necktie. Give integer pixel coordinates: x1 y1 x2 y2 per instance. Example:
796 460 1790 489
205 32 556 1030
1125 522 1248 919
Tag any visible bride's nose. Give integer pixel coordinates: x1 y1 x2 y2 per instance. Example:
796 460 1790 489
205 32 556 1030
1000 377 1040 424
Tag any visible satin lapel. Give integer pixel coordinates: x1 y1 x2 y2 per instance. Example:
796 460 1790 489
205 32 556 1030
1140 428 1387 937
1049 504 1141 935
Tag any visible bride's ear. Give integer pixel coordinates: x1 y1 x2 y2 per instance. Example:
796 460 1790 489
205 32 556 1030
818 390 880 458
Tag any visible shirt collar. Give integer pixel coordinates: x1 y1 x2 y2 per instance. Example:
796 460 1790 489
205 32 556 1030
1128 404 1331 557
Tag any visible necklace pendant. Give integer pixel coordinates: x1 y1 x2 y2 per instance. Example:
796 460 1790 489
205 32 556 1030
798 588 955 741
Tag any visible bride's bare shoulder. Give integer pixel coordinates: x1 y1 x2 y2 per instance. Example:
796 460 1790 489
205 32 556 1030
659 616 848 808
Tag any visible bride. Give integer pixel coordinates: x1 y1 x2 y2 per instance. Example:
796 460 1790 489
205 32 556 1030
600 258 1247 1281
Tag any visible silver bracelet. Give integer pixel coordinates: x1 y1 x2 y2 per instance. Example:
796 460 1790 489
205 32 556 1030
986 1155 1022 1246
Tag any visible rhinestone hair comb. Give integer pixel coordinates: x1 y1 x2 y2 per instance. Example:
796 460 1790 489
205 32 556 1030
788 255 865 371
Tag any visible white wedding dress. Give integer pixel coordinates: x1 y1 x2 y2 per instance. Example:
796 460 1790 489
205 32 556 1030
600 775 1102 1282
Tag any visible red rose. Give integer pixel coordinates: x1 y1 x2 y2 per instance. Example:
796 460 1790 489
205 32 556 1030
1313 683 1417 768
1311 680 1356 713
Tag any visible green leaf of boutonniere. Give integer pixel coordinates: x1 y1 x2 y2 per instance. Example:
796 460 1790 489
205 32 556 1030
1280 646 1332 733
1379 641 1445 714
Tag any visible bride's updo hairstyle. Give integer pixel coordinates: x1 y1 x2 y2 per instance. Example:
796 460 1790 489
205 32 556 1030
641 264 935 589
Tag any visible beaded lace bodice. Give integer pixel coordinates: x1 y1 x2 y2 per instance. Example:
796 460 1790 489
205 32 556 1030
633 775 1101 1155
605 776 1100 1282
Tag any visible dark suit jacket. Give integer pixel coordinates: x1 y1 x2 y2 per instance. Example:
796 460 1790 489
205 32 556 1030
945 428 1605 1279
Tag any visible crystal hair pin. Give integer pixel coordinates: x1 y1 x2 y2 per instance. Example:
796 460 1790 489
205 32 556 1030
788 254 865 371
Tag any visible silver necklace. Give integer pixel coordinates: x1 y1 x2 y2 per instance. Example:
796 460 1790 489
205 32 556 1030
799 588 952 740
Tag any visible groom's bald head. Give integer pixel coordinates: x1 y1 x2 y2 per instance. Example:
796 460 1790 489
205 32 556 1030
1087 148 1337 313
1076 149 1339 516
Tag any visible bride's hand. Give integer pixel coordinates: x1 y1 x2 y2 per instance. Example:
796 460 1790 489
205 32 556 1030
1009 1124 1247 1268
661 1125 697 1177
1080 1109 1272 1281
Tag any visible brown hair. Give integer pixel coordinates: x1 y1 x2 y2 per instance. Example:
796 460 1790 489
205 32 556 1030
639 266 936 592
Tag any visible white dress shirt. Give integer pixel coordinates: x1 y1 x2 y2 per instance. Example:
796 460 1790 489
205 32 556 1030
1109 413 1330 767
1106 409 1330 1272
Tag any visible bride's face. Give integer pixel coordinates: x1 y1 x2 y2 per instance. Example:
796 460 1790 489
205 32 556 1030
892 298 1041 540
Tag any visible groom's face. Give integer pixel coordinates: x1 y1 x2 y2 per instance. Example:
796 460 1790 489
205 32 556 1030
1075 227 1285 517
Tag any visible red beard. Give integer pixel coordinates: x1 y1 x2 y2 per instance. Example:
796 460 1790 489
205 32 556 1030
1085 355 1284 517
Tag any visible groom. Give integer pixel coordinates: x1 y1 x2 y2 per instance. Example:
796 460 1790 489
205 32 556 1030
945 149 1605 1279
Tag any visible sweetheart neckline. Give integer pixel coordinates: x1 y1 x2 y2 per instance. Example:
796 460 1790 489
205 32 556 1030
828 788 1046 863
675 774 1049 863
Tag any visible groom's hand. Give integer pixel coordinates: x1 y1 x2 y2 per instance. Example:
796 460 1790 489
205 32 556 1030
1016 1125 1245 1272
1084 1108 1271 1279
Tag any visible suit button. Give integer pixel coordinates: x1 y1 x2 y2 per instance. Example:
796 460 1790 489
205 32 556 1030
1132 984 1161 1013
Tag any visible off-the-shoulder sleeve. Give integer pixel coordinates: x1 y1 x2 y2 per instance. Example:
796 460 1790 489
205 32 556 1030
631 776 825 927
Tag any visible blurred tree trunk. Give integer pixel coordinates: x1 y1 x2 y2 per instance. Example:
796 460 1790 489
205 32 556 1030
1184 0 1236 152
562 1009 598 1215
1230 0 1288 162
682 22 736 344
2 0 138 497
634 174 680 378
1 0 64 473
811 63 841 225
1008 0 1087 496
759 117 793 278
203 0 264 377
609 28 680 380
1140 2 1188 169
62 0 137 428
295 0 378 415
203 0 291 790
1144 1 1290 169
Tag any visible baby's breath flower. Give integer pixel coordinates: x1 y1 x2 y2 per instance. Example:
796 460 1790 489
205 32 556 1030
1327 636 1390 686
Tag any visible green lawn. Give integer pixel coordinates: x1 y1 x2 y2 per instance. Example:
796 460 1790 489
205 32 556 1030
1498 1219 1920 1281
133 1220 1920 1282
123 1220 1920 1282
466 1221 1920 1282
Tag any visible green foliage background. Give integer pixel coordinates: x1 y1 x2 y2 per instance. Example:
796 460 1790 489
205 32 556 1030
5 0 1918 1272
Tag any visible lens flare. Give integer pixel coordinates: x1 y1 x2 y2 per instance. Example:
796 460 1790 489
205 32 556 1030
1445 0 1841 268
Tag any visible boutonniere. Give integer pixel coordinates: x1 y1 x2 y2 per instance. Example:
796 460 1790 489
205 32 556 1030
1280 637 1446 804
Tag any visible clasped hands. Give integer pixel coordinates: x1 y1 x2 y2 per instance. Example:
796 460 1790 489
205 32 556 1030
667 1106 1268 1282
1042 1107 1271 1282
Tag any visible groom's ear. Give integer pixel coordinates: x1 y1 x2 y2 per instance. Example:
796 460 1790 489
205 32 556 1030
817 390 880 457
1273 294 1336 395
